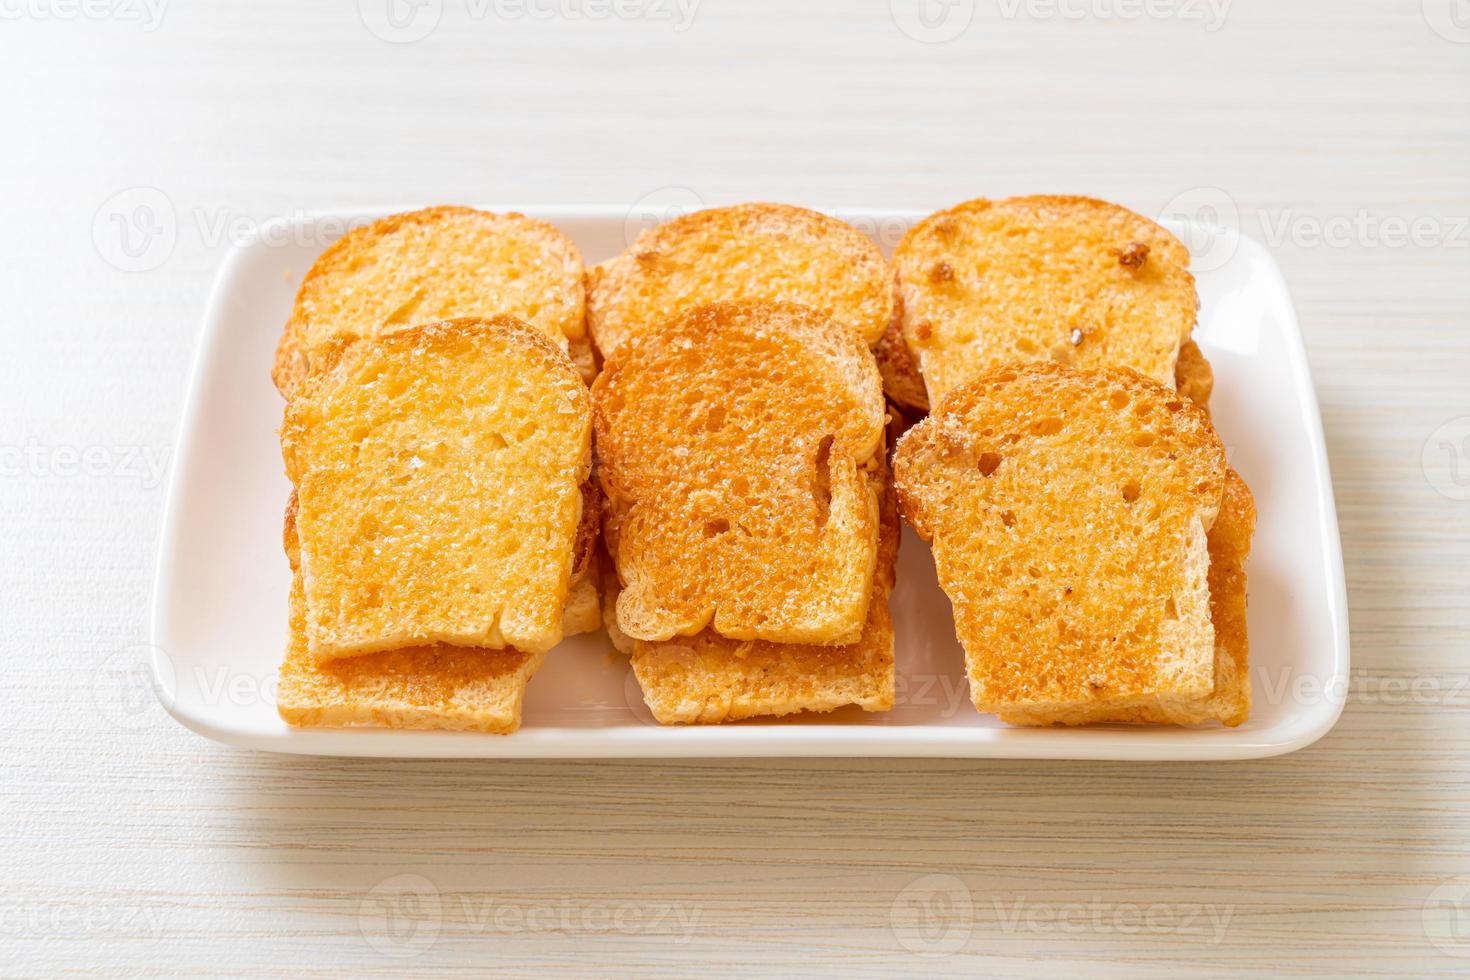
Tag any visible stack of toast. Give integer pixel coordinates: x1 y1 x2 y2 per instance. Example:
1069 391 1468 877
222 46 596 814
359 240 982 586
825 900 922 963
271 195 1254 734
588 204 902 722
273 208 598 733
889 195 1251 725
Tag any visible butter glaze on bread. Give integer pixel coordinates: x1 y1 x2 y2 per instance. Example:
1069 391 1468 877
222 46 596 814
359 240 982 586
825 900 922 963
593 301 885 646
275 498 598 735
629 452 898 724
273 206 585 397
282 317 591 660
894 195 1198 407
894 362 1227 724
587 203 894 358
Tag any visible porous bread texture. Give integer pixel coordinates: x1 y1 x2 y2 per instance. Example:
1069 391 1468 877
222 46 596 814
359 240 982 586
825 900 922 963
587 202 894 358
1199 468 1254 726
282 317 592 661
1174 339 1214 416
880 327 1212 423
273 206 586 397
994 469 1254 726
276 574 547 734
281 486 600 636
894 195 1198 407
894 362 1228 723
275 501 572 734
593 301 885 646
629 454 899 724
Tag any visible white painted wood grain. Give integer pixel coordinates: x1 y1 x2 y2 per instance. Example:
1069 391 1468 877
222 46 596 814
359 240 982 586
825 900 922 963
1 0 1468 974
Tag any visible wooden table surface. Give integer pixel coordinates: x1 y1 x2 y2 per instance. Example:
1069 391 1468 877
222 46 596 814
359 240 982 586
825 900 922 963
2 1 1467 975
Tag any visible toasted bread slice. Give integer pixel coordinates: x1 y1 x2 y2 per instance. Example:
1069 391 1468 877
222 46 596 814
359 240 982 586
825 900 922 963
276 573 547 734
629 454 898 723
587 203 894 358
598 544 635 656
894 362 1227 723
881 330 1210 422
993 469 1253 726
875 316 930 414
894 195 1197 407
593 302 885 645
876 327 1211 421
281 487 600 636
568 335 598 386
282 317 592 660
1198 468 1254 726
561 561 602 637
275 501 572 734
273 206 585 397
1174 339 1214 415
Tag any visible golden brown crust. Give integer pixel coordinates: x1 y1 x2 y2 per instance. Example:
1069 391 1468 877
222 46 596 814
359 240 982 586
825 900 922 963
593 301 885 646
274 206 586 398
571 480 600 582
874 314 929 414
894 362 1227 722
1174 339 1214 416
587 202 893 358
895 195 1198 407
1201 468 1254 726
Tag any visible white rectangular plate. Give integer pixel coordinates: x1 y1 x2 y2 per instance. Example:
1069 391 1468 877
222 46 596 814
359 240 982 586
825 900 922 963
152 205 1348 759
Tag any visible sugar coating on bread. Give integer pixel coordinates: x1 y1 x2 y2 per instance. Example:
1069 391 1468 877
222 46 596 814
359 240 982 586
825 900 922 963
275 499 596 735
630 455 898 724
894 195 1197 406
273 206 585 396
1174 339 1214 415
995 469 1253 726
276 574 547 734
282 317 591 660
894 362 1227 721
587 203 894 358
594 302 885 645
